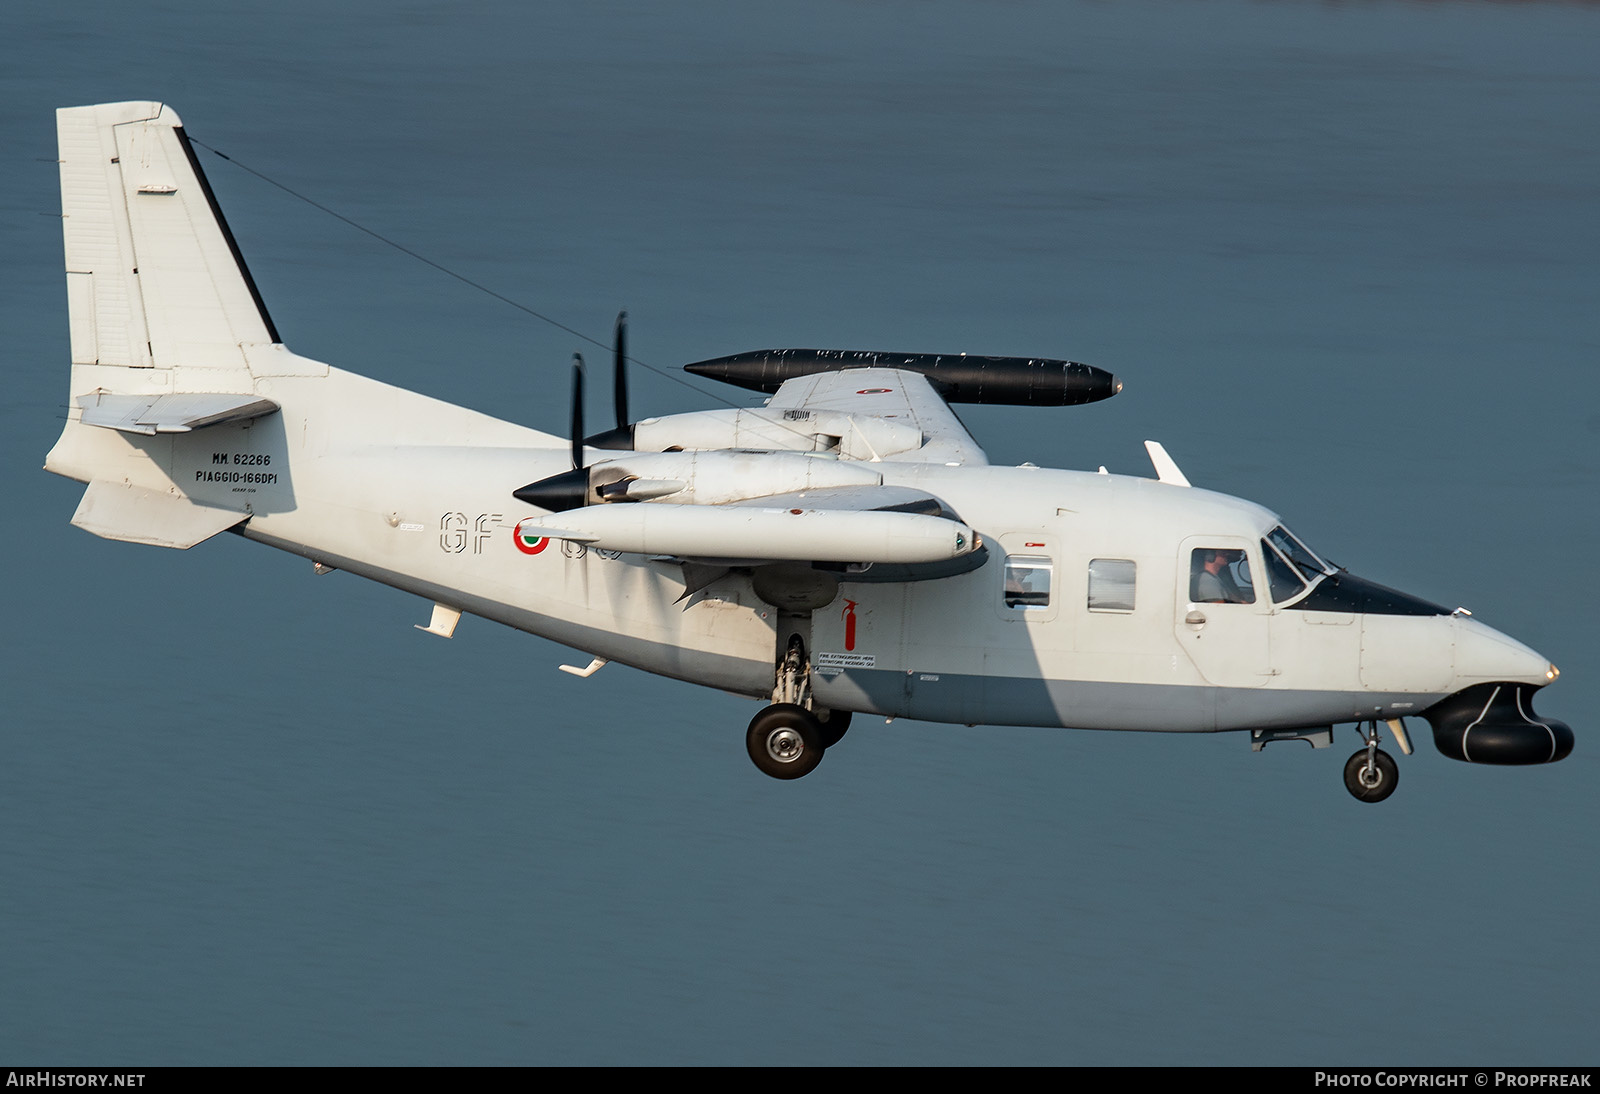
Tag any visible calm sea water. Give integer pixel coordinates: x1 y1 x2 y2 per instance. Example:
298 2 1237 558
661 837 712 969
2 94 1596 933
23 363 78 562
3 0 1597 1065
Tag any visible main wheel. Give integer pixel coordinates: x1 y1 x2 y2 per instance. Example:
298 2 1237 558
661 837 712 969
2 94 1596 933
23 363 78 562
747 704 826 780
1343 747 1399 803
814 708 853 749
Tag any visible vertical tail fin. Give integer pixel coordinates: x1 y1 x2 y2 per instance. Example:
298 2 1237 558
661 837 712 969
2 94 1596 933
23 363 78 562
57 101 278 393
47 101 549 540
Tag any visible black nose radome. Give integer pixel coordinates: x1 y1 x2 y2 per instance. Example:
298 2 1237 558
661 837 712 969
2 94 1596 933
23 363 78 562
1422 683 1574 765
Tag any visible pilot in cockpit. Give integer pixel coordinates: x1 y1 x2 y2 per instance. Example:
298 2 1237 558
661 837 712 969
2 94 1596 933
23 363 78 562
1192 548 1252 605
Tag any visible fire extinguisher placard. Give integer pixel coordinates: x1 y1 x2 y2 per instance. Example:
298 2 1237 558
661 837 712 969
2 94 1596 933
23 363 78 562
815 652 876 674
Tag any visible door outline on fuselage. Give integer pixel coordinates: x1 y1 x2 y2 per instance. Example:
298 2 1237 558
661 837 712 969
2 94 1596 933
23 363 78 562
1175 534 1274 688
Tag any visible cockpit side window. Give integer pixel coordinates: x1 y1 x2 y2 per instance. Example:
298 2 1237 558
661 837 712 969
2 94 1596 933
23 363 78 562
1267 525 1327 582
1189 548 1255 604
1261 539 1306 603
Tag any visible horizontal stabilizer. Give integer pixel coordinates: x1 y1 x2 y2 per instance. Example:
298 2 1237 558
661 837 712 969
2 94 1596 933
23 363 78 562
71 480 248 548
76 391 279 435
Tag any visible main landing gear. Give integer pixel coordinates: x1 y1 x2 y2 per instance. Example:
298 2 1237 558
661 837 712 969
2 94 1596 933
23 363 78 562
747 704 825 779
1344 721 1400 804
746 633 853 780
745 704 855 780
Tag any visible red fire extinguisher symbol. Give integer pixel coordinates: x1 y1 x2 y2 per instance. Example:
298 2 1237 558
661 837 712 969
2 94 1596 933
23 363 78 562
842 599 858 651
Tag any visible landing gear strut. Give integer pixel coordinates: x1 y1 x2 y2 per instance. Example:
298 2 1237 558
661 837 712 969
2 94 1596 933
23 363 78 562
1343 722 1399 803
744 632 852 779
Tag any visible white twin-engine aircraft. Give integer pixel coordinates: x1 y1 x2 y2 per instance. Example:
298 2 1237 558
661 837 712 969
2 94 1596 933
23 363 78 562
46 102 1573 802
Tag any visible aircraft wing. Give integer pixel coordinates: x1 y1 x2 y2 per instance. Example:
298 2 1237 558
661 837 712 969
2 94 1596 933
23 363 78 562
763 367 989 466
726 484 959 516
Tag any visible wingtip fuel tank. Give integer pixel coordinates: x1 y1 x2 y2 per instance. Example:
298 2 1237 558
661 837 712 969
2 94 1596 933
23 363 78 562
685 349 1120 407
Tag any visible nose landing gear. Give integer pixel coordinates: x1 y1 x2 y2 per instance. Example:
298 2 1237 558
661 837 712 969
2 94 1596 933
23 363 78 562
1343 721 1399 803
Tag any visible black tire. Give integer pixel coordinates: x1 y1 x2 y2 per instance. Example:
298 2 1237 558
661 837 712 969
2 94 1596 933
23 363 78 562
1343 747 1399 803
746 704 825 780
814 708 853 749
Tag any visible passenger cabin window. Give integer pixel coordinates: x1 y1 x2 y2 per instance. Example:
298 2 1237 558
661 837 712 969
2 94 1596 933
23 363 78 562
1261 539 1306 603
1004 555 1053 610
1087 558 1136 612
1189 548 1255 604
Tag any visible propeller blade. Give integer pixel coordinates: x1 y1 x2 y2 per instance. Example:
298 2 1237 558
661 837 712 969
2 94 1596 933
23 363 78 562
581 311 637 450
510 352 591 512
613 310 629 430
570 353 586 470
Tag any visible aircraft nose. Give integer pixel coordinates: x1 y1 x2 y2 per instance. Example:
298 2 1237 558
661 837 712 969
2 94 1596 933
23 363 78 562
1452 615 1554 687
1421 616 1572 765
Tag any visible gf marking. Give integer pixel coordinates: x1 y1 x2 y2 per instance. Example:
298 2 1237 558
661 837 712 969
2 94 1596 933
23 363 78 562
440 512 502 554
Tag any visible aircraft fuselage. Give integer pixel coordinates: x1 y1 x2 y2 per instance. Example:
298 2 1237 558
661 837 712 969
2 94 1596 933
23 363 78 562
49 361 1552 742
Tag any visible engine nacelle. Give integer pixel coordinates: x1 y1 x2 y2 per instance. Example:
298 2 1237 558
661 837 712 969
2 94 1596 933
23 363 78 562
514 450 884 512
613 408 924 462
1421 682 1574 765
522 503 979 565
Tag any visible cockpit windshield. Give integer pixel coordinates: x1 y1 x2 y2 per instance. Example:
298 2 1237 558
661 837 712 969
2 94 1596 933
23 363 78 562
1261 540 1305 603
1266 525 1328 582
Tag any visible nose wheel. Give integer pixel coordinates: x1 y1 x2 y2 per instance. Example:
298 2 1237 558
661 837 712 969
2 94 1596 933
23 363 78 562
1343 723 1399 803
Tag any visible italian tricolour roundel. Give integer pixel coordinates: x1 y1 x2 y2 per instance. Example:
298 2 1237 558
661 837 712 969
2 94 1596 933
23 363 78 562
513 518 552 555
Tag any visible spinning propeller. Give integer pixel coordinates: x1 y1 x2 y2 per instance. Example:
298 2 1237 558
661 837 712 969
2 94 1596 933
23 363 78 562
511 352 594 511
585 311 637 450
512 313 680 511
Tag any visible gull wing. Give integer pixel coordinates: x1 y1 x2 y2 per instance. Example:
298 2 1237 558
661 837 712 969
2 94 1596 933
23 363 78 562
764 368 989 466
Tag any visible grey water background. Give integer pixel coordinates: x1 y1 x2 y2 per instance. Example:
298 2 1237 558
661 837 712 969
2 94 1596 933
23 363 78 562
2 0 1597 1066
